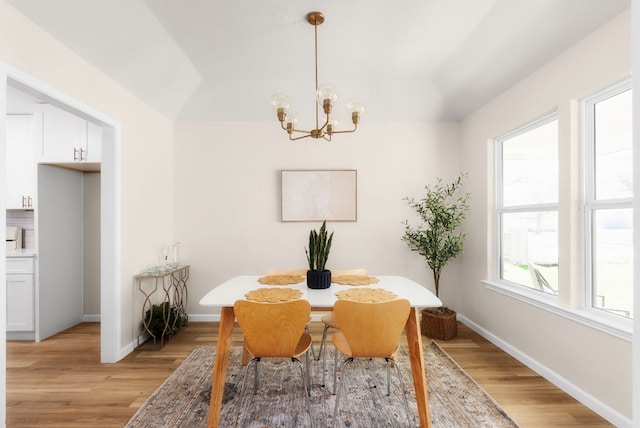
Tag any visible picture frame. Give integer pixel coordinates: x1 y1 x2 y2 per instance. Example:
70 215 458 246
281 169 357 222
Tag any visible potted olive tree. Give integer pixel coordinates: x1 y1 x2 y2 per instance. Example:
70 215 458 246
402 174 470 340
305 220 334 289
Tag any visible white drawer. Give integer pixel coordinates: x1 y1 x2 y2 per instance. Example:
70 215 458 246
6 257 35 274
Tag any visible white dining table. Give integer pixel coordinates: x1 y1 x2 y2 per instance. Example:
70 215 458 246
199 275 442 428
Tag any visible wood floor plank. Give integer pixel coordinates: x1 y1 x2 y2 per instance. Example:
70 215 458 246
5 322 612 427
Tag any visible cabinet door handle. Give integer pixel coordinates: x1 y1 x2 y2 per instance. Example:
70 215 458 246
27 196 33 208
21 196 26 208
73 147 79 161
80 148 86 161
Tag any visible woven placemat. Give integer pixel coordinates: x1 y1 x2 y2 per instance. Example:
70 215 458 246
257 275 305 285
332 275 379 286
335 288 397 302
245 287 302 302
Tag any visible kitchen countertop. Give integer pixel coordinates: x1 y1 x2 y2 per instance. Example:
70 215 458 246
6 249 37 257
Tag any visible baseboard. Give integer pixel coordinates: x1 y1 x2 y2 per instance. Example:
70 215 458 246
120 339 138 361
457 314 632 428
6 331 35 340
82 314 100 322
187 313 219 322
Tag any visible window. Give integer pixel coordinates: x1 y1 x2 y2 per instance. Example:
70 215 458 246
496 115 559 295
583 81 633 319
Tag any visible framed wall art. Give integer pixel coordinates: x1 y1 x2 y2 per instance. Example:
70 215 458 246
281 169 357 222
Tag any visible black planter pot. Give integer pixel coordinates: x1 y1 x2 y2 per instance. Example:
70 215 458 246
306 269 332 289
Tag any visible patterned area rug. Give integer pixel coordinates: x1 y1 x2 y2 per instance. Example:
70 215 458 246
126 342 518 427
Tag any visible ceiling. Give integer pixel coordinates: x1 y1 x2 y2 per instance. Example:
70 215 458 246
6 0 630 123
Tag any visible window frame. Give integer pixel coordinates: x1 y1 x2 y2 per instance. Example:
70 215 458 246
494 112 560 295
582 78 633 321
484 80 633 342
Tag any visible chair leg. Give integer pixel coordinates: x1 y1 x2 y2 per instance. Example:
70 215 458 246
318 323 330 361
332 344 339 395
305 351 311 395
293 357 315 428
305 325 316 360
321 324 331 387
235 358 257 428
332 357 353 428
392 360 413 426
253 358 260 394
386 358 391 396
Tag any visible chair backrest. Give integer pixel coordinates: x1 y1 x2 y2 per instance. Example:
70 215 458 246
264 268 307 276
331 268 369 277
333 299 411 358
234 299 311 358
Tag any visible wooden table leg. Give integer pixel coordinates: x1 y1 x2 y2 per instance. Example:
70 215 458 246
405 307 431 428
207 306 235 428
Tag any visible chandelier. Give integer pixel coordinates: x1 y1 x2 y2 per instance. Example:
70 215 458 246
271 11 365 141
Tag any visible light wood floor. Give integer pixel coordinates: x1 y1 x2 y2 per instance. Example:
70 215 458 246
6 322 611 427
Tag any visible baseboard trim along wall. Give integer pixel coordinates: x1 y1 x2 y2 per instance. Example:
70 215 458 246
457 314 631 428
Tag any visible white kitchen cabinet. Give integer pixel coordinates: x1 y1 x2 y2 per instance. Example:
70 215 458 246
5 115 35 209
33 104 101 163
6 256 35 332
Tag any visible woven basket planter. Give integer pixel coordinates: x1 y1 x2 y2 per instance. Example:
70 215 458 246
421 308 457 340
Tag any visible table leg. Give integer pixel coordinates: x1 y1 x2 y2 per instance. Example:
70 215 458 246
207 306 235 428
405 307 431 428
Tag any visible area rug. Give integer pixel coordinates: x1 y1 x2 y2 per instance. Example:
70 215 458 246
126 342 518 427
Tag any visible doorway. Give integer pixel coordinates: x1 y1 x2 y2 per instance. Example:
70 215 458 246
2 69 120 363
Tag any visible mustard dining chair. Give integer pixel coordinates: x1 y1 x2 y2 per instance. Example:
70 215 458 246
263 268 317 360
318 268 369 389
233 299 315 427
331 298 412 427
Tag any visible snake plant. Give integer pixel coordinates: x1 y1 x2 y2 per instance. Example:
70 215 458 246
305 220 333 271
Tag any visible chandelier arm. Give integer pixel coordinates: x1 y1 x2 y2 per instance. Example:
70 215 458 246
280 120 314 136
317 114 330 133
289 126 313 134
289 133 313 141
327 124 358 135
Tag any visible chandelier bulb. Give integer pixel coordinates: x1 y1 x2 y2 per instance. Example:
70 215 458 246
271 93 291 111
316 84 339 107
285 111 299 127
346 99 365 115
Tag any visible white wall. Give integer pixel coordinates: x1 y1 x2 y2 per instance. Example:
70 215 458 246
0 2 174 353
173 121 462 316
459 10 632 423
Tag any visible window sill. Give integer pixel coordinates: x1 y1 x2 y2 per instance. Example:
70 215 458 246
483 280 632 342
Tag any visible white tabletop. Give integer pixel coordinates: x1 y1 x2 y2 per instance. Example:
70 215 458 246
199 275 442 309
